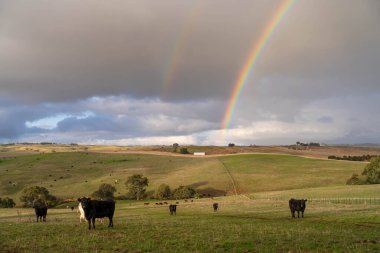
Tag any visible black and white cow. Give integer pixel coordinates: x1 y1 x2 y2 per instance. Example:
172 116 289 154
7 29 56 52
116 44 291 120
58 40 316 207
32 199 47 222
169 204 177 215
289 198 307 218
77 197 115 230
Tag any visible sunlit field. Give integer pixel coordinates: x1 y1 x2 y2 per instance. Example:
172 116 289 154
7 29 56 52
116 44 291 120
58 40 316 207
1 196 380 252
1 147 379 252
0 152 363 200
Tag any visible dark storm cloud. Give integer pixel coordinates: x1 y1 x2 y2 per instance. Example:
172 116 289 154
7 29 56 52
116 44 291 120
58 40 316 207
0 0 277 103
1 1 379 103
1 0 380 144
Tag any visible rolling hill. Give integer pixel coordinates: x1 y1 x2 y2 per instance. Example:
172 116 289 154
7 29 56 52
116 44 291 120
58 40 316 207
0 145 370 204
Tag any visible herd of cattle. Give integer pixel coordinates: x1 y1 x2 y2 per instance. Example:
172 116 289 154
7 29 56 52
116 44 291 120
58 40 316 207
32 197 307 230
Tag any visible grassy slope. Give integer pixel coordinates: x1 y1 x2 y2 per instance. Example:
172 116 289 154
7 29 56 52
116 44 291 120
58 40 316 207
0 152 366 203
220 154 362 193
1 150 380 252
0 152 233 201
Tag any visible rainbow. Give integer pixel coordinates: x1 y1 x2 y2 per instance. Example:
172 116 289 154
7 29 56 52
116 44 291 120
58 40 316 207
221 0 296 130
162 2 203 98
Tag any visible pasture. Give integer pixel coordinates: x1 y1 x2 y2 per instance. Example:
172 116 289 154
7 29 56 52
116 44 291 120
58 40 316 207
0 152 363 200
1 196 380 252
0 146 379 252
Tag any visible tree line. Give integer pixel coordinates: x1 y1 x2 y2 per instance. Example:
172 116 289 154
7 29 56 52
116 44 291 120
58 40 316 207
12 174 200 208
328 154 379 162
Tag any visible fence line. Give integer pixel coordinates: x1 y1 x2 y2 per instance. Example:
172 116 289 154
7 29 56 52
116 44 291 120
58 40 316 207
309 197 380 205
253 196 380 205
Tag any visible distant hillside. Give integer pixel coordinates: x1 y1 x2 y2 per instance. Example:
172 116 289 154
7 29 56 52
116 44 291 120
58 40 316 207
0 150 364 204
2 143 380 159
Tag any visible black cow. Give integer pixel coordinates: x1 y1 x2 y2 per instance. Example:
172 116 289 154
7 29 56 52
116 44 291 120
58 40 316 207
289 198 307 218
169 204 177 215
213 203 218 212
32 200 47 222
77 197 115 230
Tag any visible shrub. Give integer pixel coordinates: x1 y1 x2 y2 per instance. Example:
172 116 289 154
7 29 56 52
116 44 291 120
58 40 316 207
180 148 189 154
19 186 58 207
154 184 171 200
125 174 149 200
172 186 196 199
0 197 16 208
362 157 380 184
346 173 363 185
92 183 117 200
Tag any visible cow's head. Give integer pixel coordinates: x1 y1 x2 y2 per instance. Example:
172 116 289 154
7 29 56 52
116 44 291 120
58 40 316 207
32 199 46 208
300 199 307 208
78 197 91 210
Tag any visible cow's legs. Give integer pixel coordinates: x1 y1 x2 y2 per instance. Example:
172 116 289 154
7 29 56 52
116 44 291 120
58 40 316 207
108 217 113 227
297 211 300 218
88 219 91 230
301 211 304 218
92 217 96 229
291 211 295 218
43 215 46 222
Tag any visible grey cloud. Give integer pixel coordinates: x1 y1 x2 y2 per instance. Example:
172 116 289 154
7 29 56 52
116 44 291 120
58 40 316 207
317 116 333 124
0 0 277 103
1 96 222 141
1 1 380 144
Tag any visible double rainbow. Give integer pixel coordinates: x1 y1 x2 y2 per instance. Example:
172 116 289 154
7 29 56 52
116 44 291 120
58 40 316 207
162 2 203 98
221 0 296 130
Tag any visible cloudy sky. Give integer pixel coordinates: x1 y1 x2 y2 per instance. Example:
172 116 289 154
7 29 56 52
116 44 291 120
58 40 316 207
1 0 380 145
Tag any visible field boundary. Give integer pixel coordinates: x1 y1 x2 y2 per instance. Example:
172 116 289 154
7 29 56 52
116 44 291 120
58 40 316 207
218 159 238 196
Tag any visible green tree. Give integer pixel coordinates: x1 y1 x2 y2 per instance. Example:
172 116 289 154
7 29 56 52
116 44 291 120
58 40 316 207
19 186 58 207
173 143 179 152
172 186 196 199
1 197 16 208
125 174 149 200
346 173 362 185
154 184 171 200
180 148 189 154
92 183 117 200
0 197 16 208
362 157 380 184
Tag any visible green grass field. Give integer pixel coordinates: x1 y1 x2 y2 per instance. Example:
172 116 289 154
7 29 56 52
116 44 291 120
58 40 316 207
1 197 379 252
1 148 379 252
0 152 364 201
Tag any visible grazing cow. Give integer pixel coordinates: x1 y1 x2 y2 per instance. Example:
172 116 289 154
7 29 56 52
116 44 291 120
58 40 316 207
79 203 104 224
213 203 218 212
32 199 47 222
169 204 177 215
289 198 307 218
144 203 150 206
78 203 86 223
77 197 115 230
